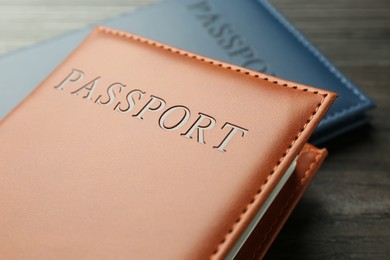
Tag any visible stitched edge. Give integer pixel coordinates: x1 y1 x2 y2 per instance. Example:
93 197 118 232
252 149 323 259
95 26 328 258
319 102 366 125
209 106 326 255
257 0 371 123
97 26 328 96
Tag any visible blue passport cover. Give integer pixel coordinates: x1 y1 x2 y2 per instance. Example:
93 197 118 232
0 0 375 143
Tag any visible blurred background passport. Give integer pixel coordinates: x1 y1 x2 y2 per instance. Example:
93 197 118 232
0 0 374 143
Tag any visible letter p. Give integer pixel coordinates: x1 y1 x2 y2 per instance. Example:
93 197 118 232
54 69 84 90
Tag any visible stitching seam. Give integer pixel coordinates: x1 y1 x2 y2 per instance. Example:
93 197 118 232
95 27 328 258
97 27 328 96
257 0 370 122
319 102 366 125
252 150 323 259
210 101 323 258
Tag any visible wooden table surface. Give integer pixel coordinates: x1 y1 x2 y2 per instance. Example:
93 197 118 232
0 0 389 259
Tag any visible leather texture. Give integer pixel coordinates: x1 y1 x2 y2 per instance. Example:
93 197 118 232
0 0 374 144
236 144 327 259
0 27 336 259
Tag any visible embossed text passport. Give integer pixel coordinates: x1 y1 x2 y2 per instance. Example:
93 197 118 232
0 27 336 259
0 0 374 144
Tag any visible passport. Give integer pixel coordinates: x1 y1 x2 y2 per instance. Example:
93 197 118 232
0 26 336 259
0 0 374 143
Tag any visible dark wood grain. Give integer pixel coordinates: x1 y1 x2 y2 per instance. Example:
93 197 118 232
267 0 390 259
0 0 389 259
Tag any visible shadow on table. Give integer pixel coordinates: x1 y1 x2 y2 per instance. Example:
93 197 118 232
265 123 376 259
319 123 376 156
